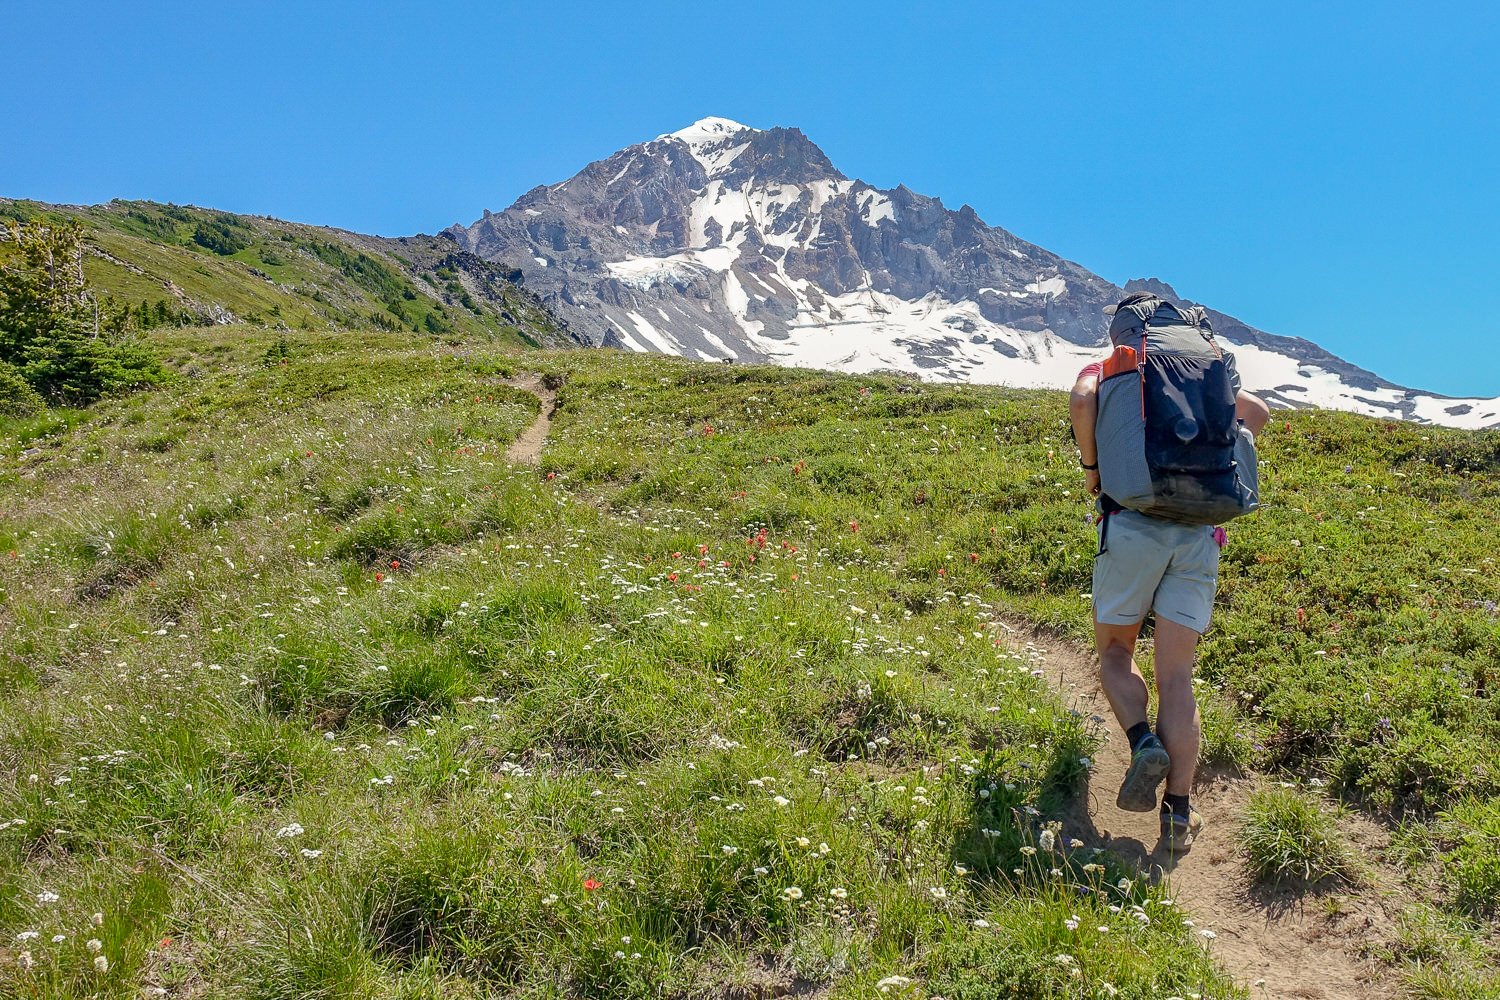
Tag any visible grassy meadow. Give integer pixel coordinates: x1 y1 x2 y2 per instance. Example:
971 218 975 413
0 328 1496 998
0 199 570 352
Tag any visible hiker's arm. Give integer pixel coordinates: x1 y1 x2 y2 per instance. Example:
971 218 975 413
1069 374 1101 496
1235 390 1270 435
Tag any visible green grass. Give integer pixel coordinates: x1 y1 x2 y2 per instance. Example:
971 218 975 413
1237 786 1360 888
1375 904 1499 1000
0 197 568 349
0 328 1496 995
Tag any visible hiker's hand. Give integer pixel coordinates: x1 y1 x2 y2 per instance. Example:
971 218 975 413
1085 469 1101 496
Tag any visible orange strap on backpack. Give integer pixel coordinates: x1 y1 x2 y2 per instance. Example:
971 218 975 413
1101 344 1138 379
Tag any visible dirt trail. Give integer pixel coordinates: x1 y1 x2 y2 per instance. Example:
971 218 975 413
504 374 556 465
1000 618 1403 999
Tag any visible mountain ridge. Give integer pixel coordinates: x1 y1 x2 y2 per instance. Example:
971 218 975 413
446 117 1500 429
0 197 578 350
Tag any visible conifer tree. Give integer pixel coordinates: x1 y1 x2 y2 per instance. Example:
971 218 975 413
0 220 167 403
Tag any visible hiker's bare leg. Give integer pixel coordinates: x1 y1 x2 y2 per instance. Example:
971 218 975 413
1095 620 1148 734
1152 617 1202 796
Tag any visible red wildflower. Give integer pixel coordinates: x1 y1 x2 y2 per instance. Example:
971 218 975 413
849 520 859 533
374 572 385 582
969 552 979 563
583 878 602 891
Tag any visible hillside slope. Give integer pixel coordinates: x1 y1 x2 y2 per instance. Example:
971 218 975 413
0 198 579 350
0 333 1495 997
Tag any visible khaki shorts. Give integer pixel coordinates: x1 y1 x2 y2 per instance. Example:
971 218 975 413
1092 510 1221 633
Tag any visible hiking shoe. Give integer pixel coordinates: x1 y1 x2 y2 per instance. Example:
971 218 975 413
1160 807 1204 851
1116 734 1171 812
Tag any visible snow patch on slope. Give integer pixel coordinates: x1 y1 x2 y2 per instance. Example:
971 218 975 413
1024 277 1066 298
1225 341 1500 430
859 190 895 225
662 117 754 144
604 247 738 288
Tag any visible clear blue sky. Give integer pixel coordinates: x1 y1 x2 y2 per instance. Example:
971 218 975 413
4 2 1496 396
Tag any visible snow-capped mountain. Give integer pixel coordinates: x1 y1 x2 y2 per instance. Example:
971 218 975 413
446 117 1499 429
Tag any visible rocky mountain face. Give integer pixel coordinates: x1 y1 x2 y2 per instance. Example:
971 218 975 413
446 118 1499 429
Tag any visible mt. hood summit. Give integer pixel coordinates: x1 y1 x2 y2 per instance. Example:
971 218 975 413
446 117 1499 429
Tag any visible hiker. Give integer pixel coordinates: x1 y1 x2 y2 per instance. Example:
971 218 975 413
1069 292 1270 850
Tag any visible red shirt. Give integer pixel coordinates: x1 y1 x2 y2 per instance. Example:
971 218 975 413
1078 361 1103 382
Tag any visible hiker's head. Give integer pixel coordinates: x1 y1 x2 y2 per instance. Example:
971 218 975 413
1105 291 1162 342
1103 291 1158 317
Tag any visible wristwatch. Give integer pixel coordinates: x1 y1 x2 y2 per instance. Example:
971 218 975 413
1080 458 1098 470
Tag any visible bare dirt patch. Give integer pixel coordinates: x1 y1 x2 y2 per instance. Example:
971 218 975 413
503 374 556 465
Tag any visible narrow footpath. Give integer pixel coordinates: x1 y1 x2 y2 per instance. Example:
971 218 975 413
999 617 1403 1000
504 374 557 465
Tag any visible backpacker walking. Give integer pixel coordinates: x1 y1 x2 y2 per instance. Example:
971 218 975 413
1070 291 1270 850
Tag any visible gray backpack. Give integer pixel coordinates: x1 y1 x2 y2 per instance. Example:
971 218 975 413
1095 296 1259 525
